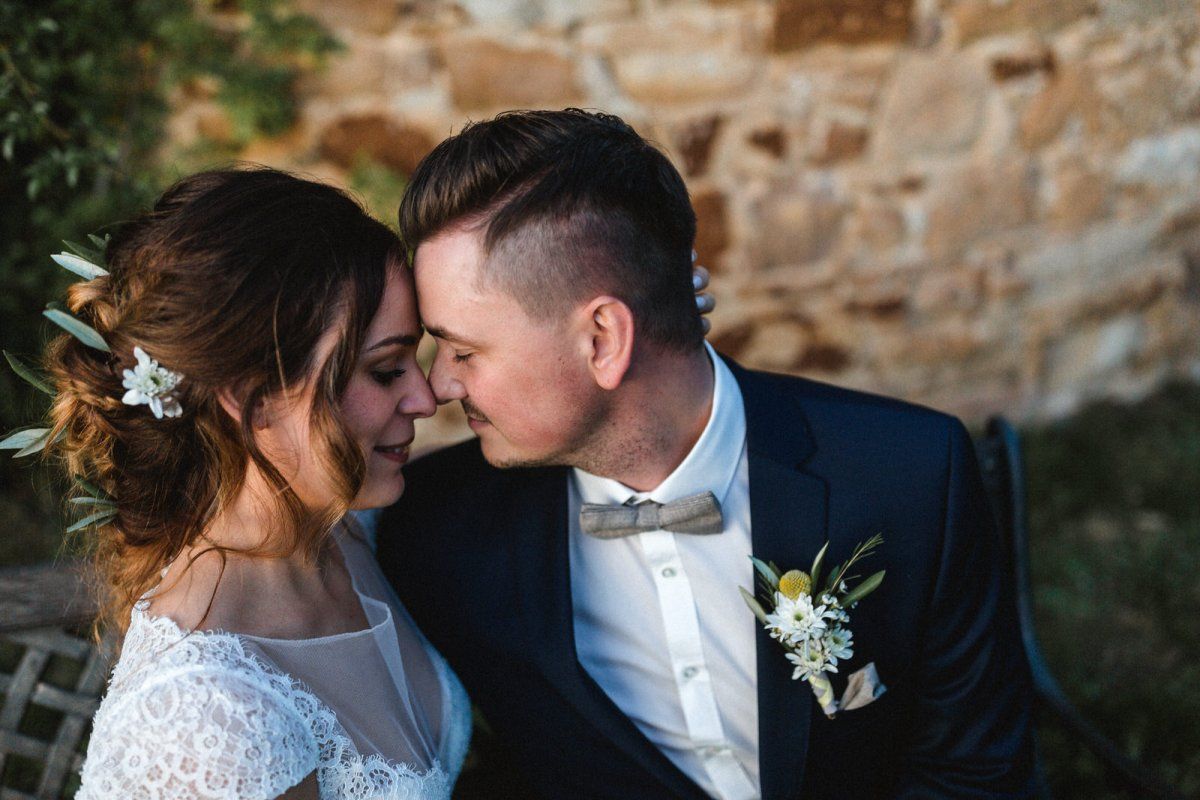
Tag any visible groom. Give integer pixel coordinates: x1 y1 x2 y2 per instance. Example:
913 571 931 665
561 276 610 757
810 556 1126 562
378 109 1034 799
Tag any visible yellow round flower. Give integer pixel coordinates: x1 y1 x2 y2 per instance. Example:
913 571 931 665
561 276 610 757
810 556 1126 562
778 570 811 600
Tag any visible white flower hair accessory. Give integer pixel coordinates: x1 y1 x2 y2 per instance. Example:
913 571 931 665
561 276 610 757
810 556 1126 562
121 346 184 419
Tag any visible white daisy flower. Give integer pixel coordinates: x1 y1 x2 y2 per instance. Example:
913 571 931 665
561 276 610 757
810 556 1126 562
819 593 850 623
121 346 184 419
765 591 829 646
823 625 854 667
786 641 830 681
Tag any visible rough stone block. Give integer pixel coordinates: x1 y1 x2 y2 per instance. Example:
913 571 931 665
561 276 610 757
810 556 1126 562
613 51 758 104
924 157 1036 260
1017 67 1103 149
318 114 435 176
772 0 912 51
950 0 1096 45
442 38 582 110
752 190 847 268
291 0 401 35
873 54 988 160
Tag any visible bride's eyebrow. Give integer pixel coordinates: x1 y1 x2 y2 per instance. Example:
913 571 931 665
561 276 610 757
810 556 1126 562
364 330 423 352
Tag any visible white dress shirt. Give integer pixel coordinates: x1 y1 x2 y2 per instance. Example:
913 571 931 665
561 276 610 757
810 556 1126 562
569 343 760 800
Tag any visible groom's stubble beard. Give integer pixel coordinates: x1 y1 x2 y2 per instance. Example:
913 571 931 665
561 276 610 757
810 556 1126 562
465 392 616 472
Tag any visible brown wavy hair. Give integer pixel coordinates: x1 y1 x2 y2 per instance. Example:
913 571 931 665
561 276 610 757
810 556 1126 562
41 167 401 635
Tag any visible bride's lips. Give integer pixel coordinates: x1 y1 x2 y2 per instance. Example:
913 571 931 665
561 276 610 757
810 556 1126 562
373 441 412 464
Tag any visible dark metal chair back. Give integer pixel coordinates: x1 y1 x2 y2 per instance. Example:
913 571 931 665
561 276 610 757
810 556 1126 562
976 416 1186 800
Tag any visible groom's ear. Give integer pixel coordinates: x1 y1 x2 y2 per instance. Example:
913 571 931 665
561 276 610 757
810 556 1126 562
582 296 634 391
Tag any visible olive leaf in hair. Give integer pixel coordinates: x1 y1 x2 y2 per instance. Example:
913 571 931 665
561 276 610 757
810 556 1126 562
4 350 54 395
0 426 62 458
51 251 109 280
43 303 110 352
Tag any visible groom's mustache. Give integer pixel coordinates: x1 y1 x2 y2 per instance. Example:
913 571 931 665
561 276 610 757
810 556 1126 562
461 400 490 424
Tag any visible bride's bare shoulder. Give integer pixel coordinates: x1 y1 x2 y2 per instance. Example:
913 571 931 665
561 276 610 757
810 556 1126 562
143 546 259 634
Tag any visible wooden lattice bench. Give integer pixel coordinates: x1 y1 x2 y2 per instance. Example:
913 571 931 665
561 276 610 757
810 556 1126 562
0 561 102 800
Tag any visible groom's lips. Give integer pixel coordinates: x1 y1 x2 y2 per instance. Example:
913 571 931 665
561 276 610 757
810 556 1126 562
461 401 490 430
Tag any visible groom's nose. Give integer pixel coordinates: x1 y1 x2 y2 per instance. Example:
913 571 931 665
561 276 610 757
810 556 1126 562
428 352 466 405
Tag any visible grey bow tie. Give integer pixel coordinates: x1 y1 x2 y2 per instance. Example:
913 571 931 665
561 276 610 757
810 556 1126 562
579 491 724 539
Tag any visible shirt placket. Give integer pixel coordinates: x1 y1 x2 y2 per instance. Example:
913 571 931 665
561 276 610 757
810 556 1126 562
638 528 759 800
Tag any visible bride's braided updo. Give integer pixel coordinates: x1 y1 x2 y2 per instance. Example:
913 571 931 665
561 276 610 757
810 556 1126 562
42 167 401 633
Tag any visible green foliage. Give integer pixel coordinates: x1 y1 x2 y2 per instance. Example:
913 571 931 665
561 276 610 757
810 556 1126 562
0 0 338 559
348 154 409 232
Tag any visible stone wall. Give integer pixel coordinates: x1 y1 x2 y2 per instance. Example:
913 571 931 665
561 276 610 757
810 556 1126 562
171 0 1200 445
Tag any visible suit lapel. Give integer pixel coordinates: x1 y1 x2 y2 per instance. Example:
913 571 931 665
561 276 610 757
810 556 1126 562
728 360 828 800
510 467 709 799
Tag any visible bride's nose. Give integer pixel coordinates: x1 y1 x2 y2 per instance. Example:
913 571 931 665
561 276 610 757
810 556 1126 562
400 370 437 418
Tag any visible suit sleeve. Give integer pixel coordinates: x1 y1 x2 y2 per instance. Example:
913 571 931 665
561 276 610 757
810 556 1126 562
896 419 1036 798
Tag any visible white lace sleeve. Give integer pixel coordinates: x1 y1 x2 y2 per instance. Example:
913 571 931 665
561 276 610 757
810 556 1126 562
78 663 318 800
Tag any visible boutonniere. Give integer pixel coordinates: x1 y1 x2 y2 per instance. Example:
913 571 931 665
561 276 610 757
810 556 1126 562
740 534 885 718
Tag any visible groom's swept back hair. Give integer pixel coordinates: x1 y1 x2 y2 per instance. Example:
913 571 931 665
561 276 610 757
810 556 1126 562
399 108 704 351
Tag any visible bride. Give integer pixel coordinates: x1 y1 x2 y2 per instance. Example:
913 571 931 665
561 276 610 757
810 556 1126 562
37 168 464 799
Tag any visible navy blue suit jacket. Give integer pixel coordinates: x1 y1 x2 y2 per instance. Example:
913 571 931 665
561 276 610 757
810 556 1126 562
378 357 1035 799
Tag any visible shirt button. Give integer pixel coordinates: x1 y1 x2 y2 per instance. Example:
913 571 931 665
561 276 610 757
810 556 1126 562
661 567 677 578
682 666 700 680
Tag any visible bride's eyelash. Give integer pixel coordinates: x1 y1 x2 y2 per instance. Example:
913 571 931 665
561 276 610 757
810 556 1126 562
453 353 472 363
371 368 406 385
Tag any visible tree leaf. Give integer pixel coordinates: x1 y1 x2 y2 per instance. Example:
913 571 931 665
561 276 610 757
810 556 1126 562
51 252 108 279
43 308 110 351
840 570 886 608
87 233 111 253
65 508 117 533
4 350 54 395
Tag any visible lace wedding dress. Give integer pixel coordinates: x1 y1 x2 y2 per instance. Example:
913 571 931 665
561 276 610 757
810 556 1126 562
76 516 471 799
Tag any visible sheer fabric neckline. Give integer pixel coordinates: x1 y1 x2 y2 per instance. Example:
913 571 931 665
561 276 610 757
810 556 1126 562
140 527 380 645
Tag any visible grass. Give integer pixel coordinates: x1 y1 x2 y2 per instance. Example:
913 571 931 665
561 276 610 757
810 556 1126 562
2 381 1198 797
1022 381 1200 798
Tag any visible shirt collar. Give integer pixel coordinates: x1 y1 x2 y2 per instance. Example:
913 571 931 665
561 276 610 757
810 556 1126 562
573 342 746 507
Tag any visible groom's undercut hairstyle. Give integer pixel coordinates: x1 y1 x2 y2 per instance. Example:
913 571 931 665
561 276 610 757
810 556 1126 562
399 108 704 351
